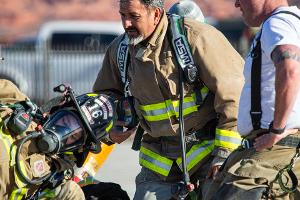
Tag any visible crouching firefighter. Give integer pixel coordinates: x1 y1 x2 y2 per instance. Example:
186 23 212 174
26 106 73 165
93 0 245 199
0 83 117 200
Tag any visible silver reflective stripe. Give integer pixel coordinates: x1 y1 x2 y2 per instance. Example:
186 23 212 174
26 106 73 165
140 151 172 172
141 99 196 117
141 106 169 116
173 101 196 112
177 140 214 171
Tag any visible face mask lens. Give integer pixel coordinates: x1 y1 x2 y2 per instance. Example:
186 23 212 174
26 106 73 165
44 110 85 152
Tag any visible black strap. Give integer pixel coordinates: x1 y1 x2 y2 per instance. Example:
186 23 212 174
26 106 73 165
271 10 300 20
131 125 144 151
250 10 300 130
250 35 262 130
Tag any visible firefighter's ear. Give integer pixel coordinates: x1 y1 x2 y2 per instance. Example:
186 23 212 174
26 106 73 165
153 8 162 25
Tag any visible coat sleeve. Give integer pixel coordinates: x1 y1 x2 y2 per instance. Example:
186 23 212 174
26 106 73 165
190 24 244 150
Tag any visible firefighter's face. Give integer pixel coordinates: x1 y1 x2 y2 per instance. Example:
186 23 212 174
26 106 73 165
55 114 84 145
119 0 161 45
234 0 267 27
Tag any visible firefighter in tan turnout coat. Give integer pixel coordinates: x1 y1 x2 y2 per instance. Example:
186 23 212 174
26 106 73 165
0 79 85 200
93 0 244 199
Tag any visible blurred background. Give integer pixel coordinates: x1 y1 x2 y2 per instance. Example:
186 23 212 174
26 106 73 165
1 0 300 199
0 0 299 106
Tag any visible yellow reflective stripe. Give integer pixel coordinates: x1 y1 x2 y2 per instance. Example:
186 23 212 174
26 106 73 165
0 124 28 188
139 100 170 111
201 86 209 98
105 121 113 132
140 146 173 166
139 146 173 176
0 134 13 164
139 94 200 122
9 188 28 200
215 128 242 150
171 96 195 108
14 161 28 188
39 188 57 199
143 113 171 121
86 93 98 97
175 105 198 118
176 140 214 171
64 151 73 155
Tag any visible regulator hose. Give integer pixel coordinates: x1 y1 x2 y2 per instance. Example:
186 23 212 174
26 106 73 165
16 131 52 185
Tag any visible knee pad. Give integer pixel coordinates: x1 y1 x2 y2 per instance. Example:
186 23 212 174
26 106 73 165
212 185 267 200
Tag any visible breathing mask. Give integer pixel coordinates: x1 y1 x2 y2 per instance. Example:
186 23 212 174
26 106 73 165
36 109 86 154
15 84 117 187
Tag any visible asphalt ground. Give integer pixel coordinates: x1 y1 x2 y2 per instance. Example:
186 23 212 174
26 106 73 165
95 142 141 199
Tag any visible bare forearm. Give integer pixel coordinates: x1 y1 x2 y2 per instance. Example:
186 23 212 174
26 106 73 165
274 62 300 128
272 44 300 129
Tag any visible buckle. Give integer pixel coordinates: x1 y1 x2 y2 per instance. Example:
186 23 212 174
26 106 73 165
185 132 198 143
241 138 251 149
250 111 262 119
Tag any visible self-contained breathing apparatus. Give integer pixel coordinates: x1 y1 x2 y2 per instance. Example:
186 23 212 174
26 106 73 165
1 84 119 199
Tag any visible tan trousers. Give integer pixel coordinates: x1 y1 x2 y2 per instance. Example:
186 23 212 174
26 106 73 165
205 134 300 200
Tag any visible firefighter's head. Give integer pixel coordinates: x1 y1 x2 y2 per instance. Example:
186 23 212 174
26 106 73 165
37 92 116 164
119 0 164 45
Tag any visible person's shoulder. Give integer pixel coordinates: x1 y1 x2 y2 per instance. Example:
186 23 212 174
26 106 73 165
183 18 225 43
183 17 216 33
265 6 300 29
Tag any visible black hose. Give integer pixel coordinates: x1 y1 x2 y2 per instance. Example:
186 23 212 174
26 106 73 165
16 132 52 185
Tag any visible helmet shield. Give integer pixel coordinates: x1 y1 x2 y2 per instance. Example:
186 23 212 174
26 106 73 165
43 110 86 153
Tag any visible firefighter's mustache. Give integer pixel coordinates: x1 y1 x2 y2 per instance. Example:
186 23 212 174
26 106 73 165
126 28 138 33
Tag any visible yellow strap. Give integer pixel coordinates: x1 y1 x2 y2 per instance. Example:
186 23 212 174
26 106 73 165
0 123 28 188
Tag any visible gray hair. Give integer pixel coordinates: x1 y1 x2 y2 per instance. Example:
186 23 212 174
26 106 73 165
141 0 164 9
120 0 164 9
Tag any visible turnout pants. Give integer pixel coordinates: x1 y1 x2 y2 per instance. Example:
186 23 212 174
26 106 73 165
206 132 300 200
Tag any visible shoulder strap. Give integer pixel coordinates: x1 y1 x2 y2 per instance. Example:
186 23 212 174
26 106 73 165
270 10 300 21
117 35 131 97
168 14 198 85
250 33 262 130
168 15 195 69
250 10 300 130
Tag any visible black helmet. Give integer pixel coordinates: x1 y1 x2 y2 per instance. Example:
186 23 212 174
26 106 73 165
75 93 116 144
41 92 116 155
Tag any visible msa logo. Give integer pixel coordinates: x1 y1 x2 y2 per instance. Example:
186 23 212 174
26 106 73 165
118 43 128 79
174 37 192 65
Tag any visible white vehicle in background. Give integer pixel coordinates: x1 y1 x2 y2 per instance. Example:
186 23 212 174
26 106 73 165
0 20 123 105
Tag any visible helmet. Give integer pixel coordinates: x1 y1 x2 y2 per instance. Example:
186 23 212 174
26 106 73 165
38 93 116 156
168 0 205 23
75 93 116 144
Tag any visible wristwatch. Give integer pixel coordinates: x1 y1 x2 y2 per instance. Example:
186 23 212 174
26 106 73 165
268 121 285 134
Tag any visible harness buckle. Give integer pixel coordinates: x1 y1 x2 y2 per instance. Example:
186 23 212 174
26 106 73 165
241 138 251 149
185 132 198 143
